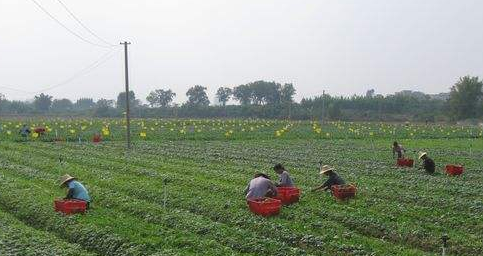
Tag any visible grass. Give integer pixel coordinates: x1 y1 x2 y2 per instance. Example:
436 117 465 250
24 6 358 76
0 120 481 255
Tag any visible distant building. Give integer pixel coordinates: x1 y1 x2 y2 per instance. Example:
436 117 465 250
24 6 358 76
428 93 450 101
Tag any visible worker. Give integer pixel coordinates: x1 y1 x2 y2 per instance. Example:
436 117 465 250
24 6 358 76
392 141 405 159
244 172 278 199
418 152 435 174
311 165 345 192
59 174 91 209
19 124 30 138
273 163 294 187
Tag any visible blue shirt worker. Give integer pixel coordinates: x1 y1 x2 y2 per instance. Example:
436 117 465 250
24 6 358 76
273 163 294 187
311 165 345 192
59 174 91 208
19 124 30 138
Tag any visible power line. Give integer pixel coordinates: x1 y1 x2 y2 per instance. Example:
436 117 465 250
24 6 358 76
30 0 114 48
0 86 32 94
1 47 121 95
31 47 121 93
55 0 116 47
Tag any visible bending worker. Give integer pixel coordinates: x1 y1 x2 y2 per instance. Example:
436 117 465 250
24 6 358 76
273 163 294 187
19 124 30 138
59 174 92 208
392 141 405 159
418 152 435 174
311 165 345 192
244 172 278 199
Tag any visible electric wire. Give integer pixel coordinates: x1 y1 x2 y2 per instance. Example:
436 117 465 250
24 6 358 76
55 0 116 47
31 47 121 93
0 47 121 95
0 86 32 94
30 0 114 48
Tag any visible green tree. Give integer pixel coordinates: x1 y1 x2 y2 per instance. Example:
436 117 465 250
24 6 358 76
51 99 73 112
280 83 296 104
185 85 210 106
94 98 114 117
8 101 32 114
33 93 53 113
233 84 252 105
117 91 140 110
448 76 483 120
146 89 176 107
0 93 6 113
247 81 281 105
216 87 232 106
327 102 342 120
74 98 95 110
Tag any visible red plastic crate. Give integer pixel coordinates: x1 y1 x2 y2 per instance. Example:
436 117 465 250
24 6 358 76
397 158 414 167
92 135 102 143
275 187 301 205
54 199 87 215
34 127 46 134
247 198 282 217
331 184 357 200
445 165 464 176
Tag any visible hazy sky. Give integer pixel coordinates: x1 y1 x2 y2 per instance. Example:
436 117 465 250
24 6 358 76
1 0 483 103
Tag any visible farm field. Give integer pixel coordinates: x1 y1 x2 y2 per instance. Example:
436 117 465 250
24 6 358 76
0 119 482 255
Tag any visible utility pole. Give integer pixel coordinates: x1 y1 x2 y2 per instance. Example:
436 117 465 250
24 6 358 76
321 90 325 123
121 41 131 150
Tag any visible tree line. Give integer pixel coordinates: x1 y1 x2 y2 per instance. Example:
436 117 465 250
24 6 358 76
0 77 482 122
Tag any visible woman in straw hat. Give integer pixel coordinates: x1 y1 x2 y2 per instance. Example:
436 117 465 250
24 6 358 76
311 165 346 192
418 152 435 174
60 174 91 208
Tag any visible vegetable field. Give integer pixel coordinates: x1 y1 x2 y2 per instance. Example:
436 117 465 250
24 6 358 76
0 118 482 256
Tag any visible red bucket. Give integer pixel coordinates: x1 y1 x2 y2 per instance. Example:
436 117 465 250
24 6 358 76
445 165 464 176
92 134 102 143
247 198 281 217
34 127 46 134
331 184 357 200
397 158 414 167
54 199 87 215
275 187 300 205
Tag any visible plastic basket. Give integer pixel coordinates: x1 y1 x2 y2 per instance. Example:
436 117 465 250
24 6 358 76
92 135 102 143
445 165 464 176
275 187 300 205
54 199 87 215
397 158 414 167
247 198 282 217
331 184 357 200
34 127 46 134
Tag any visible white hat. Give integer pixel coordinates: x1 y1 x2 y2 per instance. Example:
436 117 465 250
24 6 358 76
59 174 75 186
319 165 335 175
418 152 427 160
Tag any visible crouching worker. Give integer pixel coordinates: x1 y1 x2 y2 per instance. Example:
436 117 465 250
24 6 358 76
418 152 435 174
392 141 405 159
59 174 91 209
311 165 345 192
244 173 278 199
19 124 31 138
273 164 294 187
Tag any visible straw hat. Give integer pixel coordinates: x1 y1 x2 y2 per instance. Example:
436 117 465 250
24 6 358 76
59 174 75 186
418 152 427 160
319 165 335 175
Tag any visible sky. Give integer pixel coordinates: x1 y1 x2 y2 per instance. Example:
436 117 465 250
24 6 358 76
1 0 483 104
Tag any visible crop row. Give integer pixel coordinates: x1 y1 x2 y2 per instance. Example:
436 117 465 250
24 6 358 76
0 142 435 255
